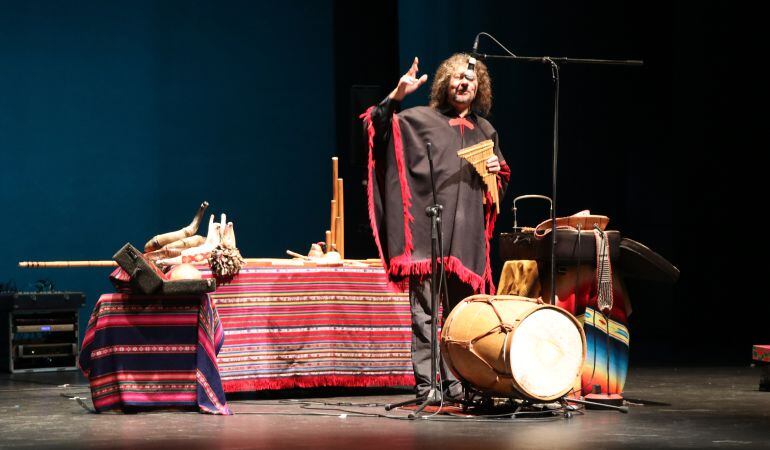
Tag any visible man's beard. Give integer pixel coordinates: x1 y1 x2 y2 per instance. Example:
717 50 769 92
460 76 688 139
453 91 474 105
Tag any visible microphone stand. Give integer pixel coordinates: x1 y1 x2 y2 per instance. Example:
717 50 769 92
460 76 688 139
385 142 450 418
475 37 643 304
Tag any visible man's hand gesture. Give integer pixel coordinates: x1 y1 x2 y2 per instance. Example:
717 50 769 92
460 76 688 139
389 57 429 102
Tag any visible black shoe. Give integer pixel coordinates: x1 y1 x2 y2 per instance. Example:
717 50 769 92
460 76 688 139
442 390 465 403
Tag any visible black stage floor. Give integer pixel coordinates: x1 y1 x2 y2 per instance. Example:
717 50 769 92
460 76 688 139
0 366 768 449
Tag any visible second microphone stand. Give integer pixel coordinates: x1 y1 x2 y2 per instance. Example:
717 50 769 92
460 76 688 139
475 32 643 304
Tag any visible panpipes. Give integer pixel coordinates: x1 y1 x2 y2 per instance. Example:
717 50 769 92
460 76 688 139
326 157 345 259
456 139 500 213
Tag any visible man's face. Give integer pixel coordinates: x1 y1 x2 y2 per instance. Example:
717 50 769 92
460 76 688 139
447 63 478 113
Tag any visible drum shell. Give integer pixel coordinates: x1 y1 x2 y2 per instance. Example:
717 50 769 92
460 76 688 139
440 295 586 401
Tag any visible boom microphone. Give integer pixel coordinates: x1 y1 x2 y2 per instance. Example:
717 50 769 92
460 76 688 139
465 34 480 81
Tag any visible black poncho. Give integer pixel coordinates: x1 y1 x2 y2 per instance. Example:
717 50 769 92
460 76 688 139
361 97 510 293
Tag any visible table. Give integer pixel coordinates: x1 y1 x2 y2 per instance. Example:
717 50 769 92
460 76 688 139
753 345 770 391
78 293 231 414
202 265 414 393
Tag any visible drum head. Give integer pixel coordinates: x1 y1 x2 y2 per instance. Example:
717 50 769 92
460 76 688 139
509 307 584 400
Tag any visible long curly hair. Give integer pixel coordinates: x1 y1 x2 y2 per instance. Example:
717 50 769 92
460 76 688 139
429 53 492 116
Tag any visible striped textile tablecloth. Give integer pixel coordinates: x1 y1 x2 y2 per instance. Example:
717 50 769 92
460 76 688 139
202 265 414 393
78 293 231 415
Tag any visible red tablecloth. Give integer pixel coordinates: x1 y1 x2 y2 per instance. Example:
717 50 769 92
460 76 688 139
201 265 414 393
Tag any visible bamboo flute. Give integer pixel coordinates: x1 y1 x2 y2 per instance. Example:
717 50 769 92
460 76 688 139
336 177 344 259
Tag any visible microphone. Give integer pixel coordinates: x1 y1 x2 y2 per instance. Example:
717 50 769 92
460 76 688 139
464 56 477 82
426 142 439 206
465 34 480 81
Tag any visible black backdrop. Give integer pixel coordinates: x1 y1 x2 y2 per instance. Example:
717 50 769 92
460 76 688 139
334 1 768 365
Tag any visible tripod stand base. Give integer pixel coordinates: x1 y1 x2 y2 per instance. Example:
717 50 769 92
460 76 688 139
384 388 443 418
565 395 628 413
584 393 625 408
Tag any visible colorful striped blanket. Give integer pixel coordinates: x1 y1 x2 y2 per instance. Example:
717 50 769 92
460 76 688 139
201 265 414 392
499 260 630 395
78 293 231 415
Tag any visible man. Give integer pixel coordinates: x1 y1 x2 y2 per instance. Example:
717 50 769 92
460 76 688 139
361 54 510 400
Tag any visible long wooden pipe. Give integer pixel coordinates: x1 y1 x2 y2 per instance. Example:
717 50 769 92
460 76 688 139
19 257 382 268
330 157 339 248
19 261 119 268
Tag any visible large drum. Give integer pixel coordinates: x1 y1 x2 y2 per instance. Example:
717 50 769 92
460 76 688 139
441 295 586 402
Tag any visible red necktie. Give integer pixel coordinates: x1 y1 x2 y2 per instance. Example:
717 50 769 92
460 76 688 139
448 117 475 136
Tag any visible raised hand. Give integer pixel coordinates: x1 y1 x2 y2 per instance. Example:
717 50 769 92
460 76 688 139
389 57 429 102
